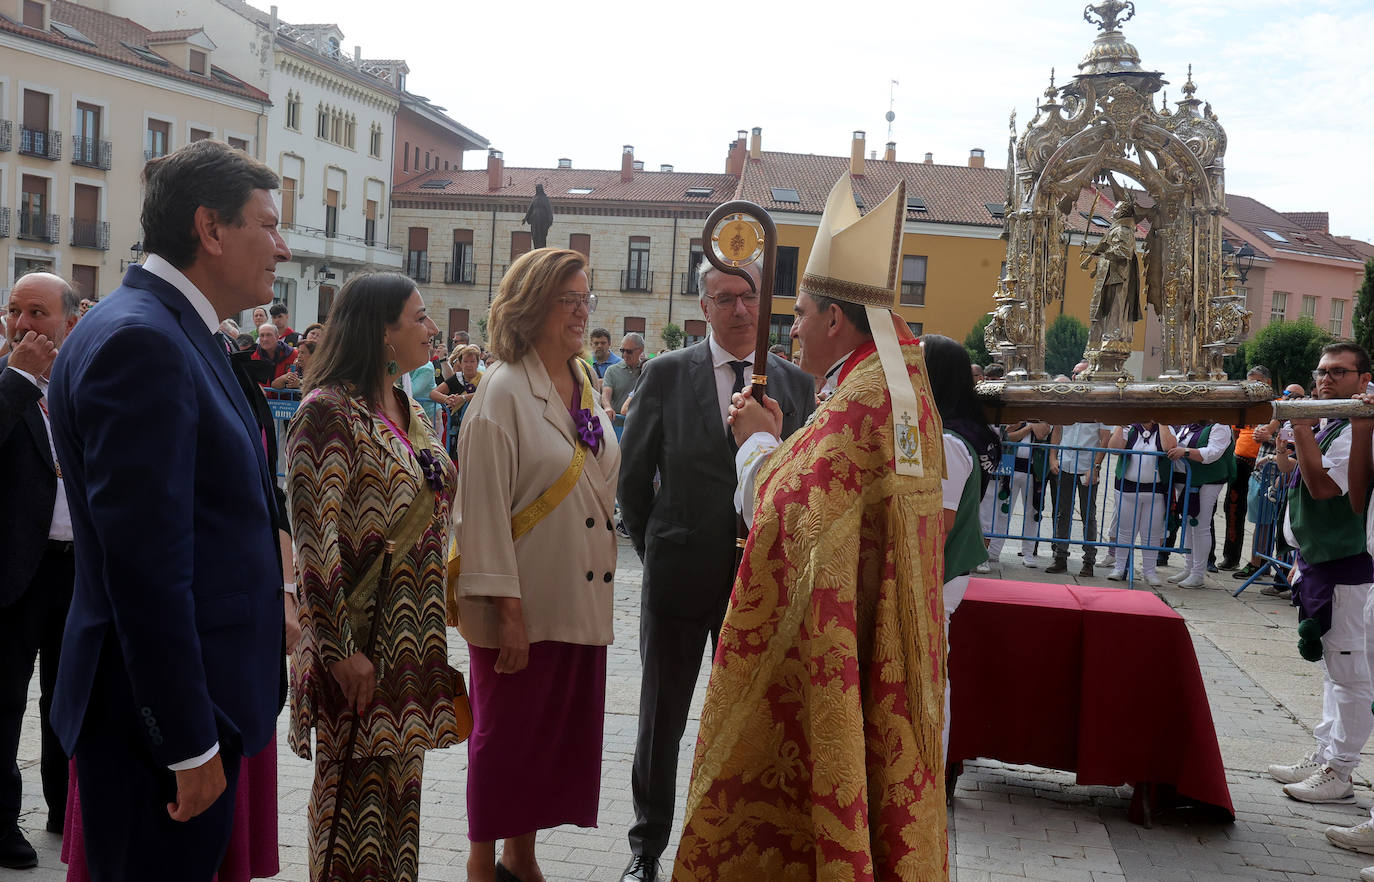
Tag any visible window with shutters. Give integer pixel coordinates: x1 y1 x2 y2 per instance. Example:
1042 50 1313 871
1270 291 1289 324
900 255 927 306
511 231 532 260
624 316 646 335
227 136 248 152
683 319 707 346
450 230 475 283
624 236 650 292
364 200 377 246
189 127 211 142
19 175 50 241
685 238 704 295
570 233 591 258
325 189 339 238
189 49 207 75
22 0 44 28
775 246 799 296
146 118 170 159
280 177 296 228
1330 299 1347 336
71 264 98 299
407 227 429 282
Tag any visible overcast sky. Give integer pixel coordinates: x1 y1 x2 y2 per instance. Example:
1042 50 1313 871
283 0 1373 243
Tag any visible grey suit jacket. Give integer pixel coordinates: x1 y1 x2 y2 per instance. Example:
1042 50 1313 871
618 342 815 620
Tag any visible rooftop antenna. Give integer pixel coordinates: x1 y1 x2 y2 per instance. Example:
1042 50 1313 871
886 79 899 141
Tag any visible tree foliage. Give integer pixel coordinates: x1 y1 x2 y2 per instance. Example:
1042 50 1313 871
661 322 684 351
1223 341 1248 380
964 313 994 366
1245 318 1332 390
1044 314 1089 378
1353 258 1374 355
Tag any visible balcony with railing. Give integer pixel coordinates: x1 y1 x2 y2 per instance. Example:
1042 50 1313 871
620 268 653 293
18 211 59 243
679 271 700 297
405 255 430 283
144 148 168 161
71 218 111 250
0 207 9 238
0 120 11 152
444 261 477 284
71 137 112 170
19 128 61 160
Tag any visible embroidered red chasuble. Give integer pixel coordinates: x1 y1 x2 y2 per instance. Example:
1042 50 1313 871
673 344 948 882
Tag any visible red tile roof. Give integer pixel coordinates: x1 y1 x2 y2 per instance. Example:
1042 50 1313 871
0 1 269 102
1226 194 1362 262
393 165 739 206
146 28 202 42
1282 211 1329 233
1337 237 1374 263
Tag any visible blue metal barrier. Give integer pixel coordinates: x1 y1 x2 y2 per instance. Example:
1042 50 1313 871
985 440 1193 588
1233 459 1292 597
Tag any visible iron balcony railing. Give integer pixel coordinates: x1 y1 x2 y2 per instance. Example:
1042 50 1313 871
19 127 61 160
71 218 110 250
445 261 476 284
0 207 9 238
18 211 60 243
144 147 168 161
71 137 112 170
0 120 11 152
680 271 700 296
620 268 653 293
406 256 430 283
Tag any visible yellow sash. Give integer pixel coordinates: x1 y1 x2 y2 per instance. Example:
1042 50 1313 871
445 360 598 626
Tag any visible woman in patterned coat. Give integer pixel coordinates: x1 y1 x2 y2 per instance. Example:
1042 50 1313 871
287 271 464 881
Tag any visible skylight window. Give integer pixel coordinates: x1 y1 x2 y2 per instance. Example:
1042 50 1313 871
51 21 95 45
210 68 244 86
684 187 713 198
1262 229 1289 243
122 43 171 66
418 180 451 189
907 197 928 212
567 187 594 195
985 202 1006 219
1080 211 1110 228
770 187 800 204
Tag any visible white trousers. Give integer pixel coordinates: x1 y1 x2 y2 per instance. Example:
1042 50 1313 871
942 574 971 759
987 471 1037 560
1112 488 1166 577
1312 582 1374 776
1185 482 1224 579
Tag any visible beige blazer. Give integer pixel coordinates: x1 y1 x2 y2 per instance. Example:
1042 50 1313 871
455 351 620 648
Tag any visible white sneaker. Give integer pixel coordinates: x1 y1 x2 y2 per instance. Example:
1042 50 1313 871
1268 752 1322 784
973 562 992 574
1177 574 1206 589
1360 867 1374 882
1101 554 1117 568
1167 571 1188 583
1326 818 1374 855
1023 559 1039 569
1144 574 1162 587
1284 767 1356 803
1106 570 1127 582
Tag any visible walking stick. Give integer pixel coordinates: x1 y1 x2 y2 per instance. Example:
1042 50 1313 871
700 201 778 561
321 539 396 881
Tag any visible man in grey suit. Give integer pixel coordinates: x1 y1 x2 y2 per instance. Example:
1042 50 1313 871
617 259 816 882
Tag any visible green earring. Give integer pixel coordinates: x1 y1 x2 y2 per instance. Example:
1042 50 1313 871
386 344 399 376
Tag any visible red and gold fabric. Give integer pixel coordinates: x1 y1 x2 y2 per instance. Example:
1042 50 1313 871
673 343 949 882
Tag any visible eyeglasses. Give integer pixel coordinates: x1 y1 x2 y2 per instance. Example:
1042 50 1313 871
620 347 642 355
557 293 597 313
1313 367 1357 381
704 291 761 311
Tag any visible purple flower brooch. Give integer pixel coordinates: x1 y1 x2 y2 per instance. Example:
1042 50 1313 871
572 407 604 456
414 447 445 493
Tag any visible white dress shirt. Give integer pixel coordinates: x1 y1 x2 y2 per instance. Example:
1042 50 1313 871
707 333 754 431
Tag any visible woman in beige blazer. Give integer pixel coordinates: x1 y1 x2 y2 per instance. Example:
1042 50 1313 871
455 248 619 882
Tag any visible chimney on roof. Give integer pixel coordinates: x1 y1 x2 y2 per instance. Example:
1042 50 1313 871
749 127 762 160
850 130 866 177
557 158 572 169
660 164 673 173
884 141 896 162
621 145 634 183
968 147 985 168
487 148 504 192
923 152 933 164
353 45 361 63
726 130 747 177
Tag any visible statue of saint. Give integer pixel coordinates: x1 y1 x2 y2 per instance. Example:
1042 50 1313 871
522 183 554 249
1081 198 1143 347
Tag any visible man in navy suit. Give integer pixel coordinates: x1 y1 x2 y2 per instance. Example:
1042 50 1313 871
47 140 289 881
0 273 80 868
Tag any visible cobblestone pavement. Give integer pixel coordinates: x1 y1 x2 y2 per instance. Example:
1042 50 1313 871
15 534 1374 881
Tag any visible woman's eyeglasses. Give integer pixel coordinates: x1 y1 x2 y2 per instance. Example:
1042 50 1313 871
557 293 597 313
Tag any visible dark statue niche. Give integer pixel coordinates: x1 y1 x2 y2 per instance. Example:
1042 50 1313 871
523 183 554 249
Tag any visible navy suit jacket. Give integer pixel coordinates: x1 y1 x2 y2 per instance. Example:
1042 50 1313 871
47 265 283 765
0 356 58 606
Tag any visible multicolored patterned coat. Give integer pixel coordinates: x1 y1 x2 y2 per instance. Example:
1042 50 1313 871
673 344 948 882
287 385 463 760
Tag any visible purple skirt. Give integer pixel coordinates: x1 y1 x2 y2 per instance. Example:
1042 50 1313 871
466 641 606 841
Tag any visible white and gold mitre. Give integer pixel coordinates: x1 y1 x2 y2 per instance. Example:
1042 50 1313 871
799 174 906 308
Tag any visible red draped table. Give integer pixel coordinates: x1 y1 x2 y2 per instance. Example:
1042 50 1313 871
948 578 1234 824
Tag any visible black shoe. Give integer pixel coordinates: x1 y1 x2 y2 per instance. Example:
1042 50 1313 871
1045 559 1068 574
1232 563 1261 580
45 814 62 835
1078 563 1094 578
1218 558 1240 571
1156 554 1170 568
496 863 527 882
1207 562 1220 573
621 854 661 882
0 824 37 869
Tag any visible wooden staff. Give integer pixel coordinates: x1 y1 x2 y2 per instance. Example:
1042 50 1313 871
321 539 396 881
1271 399 1374 421
700 201 778 555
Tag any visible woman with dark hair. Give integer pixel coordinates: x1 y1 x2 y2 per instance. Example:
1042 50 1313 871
287 271 465 881
920 334 999 755
453 248 619 882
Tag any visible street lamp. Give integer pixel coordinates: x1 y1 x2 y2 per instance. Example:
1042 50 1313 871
1221 239 1257 284
120 241 144 270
